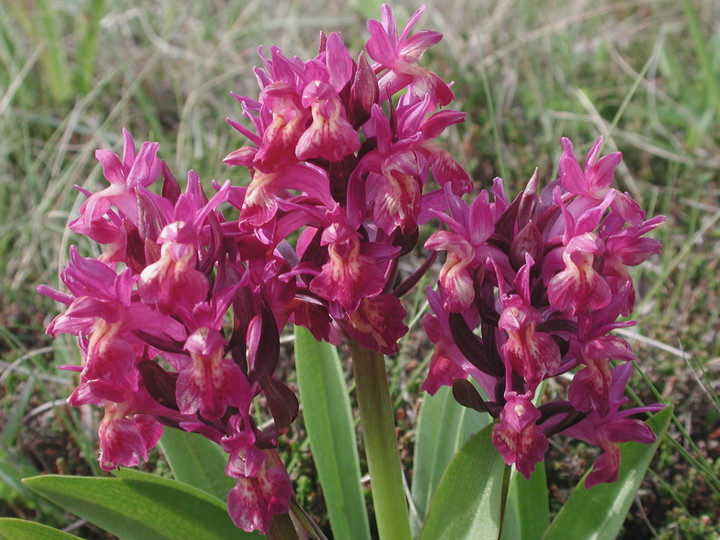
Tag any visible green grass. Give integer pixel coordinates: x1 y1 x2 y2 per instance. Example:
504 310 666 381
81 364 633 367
1 0 718 538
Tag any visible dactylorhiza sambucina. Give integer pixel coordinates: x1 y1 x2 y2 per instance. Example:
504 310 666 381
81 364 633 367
40 4 664 533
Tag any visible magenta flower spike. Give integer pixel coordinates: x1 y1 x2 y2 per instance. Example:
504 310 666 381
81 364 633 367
423 136 664 481
220 2 467 360
41 125 310 532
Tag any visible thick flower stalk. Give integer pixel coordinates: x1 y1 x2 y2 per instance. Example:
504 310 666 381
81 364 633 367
423 137 665 486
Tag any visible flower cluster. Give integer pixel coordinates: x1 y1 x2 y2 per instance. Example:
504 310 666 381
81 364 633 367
40 3 665 534
422 137 665 486
221 4 471 355
40 5 470 533
38 135 296 532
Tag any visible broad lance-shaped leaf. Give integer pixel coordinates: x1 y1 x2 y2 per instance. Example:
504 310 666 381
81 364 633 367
24 469 261 540
294 326 371 540
411 385 490 535
0 518 80 540
542 406 673 540
158 426 235 501
500 463 549 540
419 423 506 540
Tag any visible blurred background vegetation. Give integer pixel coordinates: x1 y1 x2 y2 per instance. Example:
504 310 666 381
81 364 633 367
0 0 718 538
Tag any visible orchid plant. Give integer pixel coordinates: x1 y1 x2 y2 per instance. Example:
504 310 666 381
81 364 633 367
4 4 672 540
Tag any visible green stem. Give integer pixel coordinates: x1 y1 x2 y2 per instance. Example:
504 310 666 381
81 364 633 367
350 340 412 540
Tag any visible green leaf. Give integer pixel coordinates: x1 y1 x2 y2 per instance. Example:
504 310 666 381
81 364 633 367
24 470 261 540
294 326 371 540
158 426 235 501
411 386 489 534
419 423 506 540
0 518 80 540
501 464 549 540
542 406 674 540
